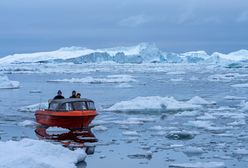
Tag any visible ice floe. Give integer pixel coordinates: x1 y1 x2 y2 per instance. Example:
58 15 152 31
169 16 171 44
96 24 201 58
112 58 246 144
169 162 226 168
231 83 248 88
0 75 20 89
47 75 136 84
122 131 139 136
0 138 86 168
187 96 215 105
18 102 48 112
224 96 247 100
105 96 201 112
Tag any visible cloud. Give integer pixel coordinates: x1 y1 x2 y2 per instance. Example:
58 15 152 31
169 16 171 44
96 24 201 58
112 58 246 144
119 15 148 27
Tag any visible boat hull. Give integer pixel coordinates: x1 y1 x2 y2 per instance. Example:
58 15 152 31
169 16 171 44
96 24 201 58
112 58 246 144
35 110 97 129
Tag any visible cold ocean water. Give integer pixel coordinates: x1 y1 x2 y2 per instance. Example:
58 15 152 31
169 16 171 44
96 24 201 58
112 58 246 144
0 64 248 168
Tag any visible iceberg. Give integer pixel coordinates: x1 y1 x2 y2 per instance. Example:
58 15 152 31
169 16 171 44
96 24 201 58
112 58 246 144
1 43 248 65
0 75 20 89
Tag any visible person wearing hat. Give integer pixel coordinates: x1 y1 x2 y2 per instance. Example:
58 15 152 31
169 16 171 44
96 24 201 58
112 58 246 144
53 90 65 99
70 90 77 98
76 92 81 98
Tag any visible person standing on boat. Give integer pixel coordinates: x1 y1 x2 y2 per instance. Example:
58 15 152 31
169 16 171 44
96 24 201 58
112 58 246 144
53 90 65 99
76 93 81 98
70 90 77 98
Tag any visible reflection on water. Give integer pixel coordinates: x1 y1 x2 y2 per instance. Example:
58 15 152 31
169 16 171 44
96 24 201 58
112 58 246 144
35 126 97 155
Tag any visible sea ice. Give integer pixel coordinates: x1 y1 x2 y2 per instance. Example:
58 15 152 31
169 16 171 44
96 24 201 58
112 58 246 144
0 75 20 89
18 102 48 112
47 75 136 84
169 161 226 168
231 83 248 88
187 96 214 105
105 96 201 112
0 138 86 168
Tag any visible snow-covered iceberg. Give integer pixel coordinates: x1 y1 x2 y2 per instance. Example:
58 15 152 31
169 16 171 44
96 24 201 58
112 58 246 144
105 96 201 112
0 138 86 168
0 75 20 89
0 43 248 65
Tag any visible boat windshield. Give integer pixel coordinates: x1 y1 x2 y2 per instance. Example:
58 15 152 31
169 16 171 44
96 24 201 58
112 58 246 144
73 102 87 110
87 101 96 110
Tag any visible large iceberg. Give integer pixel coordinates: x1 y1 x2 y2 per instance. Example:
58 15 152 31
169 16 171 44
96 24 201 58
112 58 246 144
0 43 247 65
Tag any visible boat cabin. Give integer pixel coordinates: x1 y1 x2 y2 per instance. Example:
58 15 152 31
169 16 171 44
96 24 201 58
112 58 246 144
48 98 96 111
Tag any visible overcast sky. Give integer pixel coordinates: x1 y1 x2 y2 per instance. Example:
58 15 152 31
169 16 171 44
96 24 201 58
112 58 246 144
0 0 248 56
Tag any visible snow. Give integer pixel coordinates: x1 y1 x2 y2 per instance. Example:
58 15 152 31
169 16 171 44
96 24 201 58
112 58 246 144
18 102 48 112
48 75 136 84
0 138 86 168
105 96 201 112
169 162 226 168
0 75 20 89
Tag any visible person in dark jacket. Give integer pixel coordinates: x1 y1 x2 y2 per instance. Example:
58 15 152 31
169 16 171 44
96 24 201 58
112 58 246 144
53 90 65 99
70 90 77 98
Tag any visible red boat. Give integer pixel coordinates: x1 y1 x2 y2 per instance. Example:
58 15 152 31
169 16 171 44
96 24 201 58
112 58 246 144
35 98 98 130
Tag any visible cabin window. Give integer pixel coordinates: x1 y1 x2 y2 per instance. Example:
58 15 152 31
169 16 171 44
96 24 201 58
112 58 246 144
87 101 95 110
49 102 59 110
73 102 87 110
57 103 73 111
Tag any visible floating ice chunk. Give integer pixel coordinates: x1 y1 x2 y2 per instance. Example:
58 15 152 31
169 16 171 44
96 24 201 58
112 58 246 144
0 75 20 89
48 75 136 84
224 96 247 100
227 120 246 126
115 83 133 88
167 71 186 75
0 138 86 168
149 126 164 131
122 131 139 136
187 96 214 105
233 148 248 155
175 111 199 117
93 126 108 131
208 73 248 82
197 113 216 120
186 120 213 129
46 127 70 133
231 83 248 88
169 162 226 168
105 96 201 112
189 76 199 81
170 78 184 82
183 146 204 155
113 120 143 125
18 102 48 112
239 101 248 112
18 120 37 127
